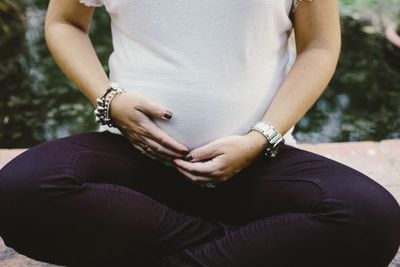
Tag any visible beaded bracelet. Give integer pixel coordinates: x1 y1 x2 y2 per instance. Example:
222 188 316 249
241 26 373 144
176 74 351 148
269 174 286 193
94 82 126 127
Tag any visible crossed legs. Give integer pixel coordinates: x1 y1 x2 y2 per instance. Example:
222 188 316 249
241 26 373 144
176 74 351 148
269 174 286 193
0 131 399 266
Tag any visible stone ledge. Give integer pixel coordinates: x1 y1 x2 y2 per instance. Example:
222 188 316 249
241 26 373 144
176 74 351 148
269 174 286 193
0 140 399 266
0 149 26 170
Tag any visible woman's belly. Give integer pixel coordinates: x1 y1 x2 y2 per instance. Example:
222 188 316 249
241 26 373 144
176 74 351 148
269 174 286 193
97 0 297 161
98 76 296 151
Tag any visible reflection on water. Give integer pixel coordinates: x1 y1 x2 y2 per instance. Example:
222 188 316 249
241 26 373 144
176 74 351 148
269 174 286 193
295 17 400 143
0 3 399 148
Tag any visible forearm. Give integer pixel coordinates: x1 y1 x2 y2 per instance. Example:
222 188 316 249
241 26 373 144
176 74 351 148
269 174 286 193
245 0 340 150
45 20 109 107
245 47 339 153
261 46 339 136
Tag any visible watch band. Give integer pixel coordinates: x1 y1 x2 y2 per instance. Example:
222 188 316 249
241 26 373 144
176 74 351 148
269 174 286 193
250 121 285 158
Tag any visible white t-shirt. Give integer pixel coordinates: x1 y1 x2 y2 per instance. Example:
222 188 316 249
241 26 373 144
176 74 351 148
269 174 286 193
81 0 301 150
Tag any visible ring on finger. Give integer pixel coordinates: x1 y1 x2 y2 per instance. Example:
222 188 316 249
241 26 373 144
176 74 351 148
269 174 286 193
205 182 217 189
133 144 146 154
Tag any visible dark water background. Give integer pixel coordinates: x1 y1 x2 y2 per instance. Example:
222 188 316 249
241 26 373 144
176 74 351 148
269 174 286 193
1 1 399 148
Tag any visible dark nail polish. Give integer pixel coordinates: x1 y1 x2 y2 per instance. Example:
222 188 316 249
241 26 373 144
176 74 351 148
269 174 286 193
163 111 172 120
184 154 193 161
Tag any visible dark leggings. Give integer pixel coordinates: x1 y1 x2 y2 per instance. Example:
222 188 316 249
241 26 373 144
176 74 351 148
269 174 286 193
0 131 399 267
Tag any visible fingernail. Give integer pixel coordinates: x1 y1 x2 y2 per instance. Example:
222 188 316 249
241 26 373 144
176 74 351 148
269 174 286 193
180 148 190 154
184 154 193 161
163 111 172 120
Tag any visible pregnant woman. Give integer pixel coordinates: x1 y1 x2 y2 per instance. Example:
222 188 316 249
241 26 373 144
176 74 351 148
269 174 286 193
1 0 400 266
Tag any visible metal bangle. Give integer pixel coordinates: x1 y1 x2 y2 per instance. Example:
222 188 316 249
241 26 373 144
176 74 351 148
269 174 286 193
249 121 285 158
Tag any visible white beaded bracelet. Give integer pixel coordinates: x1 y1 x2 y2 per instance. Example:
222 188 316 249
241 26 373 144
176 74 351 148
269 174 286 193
94 82 126 127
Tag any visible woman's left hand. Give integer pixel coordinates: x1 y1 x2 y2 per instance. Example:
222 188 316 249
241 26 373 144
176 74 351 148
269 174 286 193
173 131 267 187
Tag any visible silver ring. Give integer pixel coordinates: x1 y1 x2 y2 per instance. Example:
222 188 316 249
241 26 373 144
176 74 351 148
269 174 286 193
143 145 150 151
137 145 148 154
206 182 217 189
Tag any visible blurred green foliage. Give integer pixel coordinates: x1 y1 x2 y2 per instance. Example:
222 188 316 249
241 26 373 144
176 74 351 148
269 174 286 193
341 0 400 16
0 1 112 148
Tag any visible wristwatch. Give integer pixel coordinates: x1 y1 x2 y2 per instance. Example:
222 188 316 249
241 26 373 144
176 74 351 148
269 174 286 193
250 121 285 158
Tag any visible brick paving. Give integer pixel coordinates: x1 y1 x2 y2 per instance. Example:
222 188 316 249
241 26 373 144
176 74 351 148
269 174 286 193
0 140 399 266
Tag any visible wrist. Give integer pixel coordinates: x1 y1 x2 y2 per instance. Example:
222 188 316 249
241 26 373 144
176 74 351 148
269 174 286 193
89 81 112 108
248 121 285 158
94 81 126 127
246 130 269 155
108 90 126 121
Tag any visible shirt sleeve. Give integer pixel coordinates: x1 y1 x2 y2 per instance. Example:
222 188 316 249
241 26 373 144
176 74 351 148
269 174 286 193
292 0 313 13
79 0 103 7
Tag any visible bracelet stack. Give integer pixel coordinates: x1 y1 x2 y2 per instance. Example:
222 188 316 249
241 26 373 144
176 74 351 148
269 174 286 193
94 82 126 127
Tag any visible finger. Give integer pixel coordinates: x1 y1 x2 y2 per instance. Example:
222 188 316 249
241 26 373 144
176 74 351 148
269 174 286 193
125 136 164 159
137 145 167 162
175 166 214 183
128 109 189 154
173 158 220 176
144 152 159 161
142 121 189 154
128 139 156 158
122 131 145 152
122 124 184 161
144 137 187 160
132 143 146 154
141 144 175 162
186 141 222 162
135 97 174 121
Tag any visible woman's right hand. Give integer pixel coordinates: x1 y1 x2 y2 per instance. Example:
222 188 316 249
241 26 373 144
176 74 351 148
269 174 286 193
109 91 189 163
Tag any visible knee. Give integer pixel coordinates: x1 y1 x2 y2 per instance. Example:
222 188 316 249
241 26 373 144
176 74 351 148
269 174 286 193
0 152 30 200
357 184 400 264
0 149 44 212
321 175 400 265
0 143 84 207
0 147 44 196
0 151 37 235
